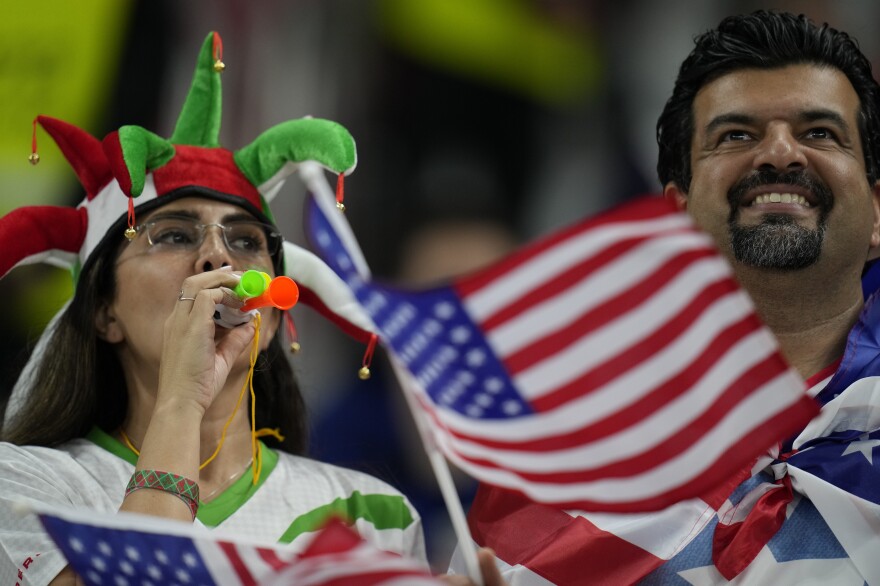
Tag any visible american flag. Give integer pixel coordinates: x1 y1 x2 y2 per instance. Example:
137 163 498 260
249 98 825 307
454 242 880 584
37 506 440 585
306 193 819 512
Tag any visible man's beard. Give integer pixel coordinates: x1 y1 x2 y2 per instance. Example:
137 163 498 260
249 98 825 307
730 215 826 269
727 170 833 270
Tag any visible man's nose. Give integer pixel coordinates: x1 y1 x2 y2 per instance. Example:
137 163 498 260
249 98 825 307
753 124 808 172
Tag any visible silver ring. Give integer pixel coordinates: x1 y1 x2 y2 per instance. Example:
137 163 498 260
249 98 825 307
178 290 197 301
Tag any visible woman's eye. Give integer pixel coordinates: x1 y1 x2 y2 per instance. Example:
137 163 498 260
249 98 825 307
226 225 269 254
230 234 269 253
155 230 192 244
153 228 195 245
230 236 259 251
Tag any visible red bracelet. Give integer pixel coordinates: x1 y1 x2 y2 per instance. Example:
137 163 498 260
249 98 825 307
125 469 200 520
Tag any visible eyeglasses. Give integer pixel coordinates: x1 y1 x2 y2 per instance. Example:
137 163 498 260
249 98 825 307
134 215 283 258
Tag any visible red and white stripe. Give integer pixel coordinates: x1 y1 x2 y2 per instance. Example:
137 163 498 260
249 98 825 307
263 545 440 585
458 482 718 585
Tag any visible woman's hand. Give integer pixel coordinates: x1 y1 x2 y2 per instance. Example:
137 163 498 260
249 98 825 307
156 268 255 415
120 268 256 522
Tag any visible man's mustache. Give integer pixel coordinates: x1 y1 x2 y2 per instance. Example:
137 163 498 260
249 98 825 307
726 170 834 218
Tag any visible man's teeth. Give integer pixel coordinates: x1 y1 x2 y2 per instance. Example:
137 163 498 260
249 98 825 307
750 193 810 206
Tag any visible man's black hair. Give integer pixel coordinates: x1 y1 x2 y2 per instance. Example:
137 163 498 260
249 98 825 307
656 10 880 190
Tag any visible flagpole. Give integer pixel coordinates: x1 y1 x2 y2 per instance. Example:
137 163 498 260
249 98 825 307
298 163 484 585
389 356 485 585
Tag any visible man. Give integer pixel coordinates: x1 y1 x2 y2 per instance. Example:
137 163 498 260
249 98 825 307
458 11 880 584
659 12 880 383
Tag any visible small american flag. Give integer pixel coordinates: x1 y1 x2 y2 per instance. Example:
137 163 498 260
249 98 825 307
37 506 440 585
306 193 818 512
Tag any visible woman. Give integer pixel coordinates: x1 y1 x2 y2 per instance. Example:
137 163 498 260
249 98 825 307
0 31 505 586
3 202 429 585
0 32 429 586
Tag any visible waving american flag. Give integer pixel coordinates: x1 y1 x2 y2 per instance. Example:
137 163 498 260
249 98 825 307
306 191 818 512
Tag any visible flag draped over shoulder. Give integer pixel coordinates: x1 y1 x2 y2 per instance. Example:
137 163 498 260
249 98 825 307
306 193 819 512
37 506 440 586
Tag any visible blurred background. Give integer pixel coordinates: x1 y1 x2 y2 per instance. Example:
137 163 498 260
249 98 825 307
1 0 878 572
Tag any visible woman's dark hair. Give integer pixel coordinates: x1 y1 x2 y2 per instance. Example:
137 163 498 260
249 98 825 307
0 223 307 454
657 10 880 190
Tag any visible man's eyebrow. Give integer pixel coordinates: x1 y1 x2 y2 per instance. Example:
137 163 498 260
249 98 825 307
704 113 755 135
704 109 850 135
799 108 849 129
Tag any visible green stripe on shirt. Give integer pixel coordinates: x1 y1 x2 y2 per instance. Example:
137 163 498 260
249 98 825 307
278 490 414 543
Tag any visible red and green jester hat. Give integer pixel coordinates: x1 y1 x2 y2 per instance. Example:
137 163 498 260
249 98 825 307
1 31 377 423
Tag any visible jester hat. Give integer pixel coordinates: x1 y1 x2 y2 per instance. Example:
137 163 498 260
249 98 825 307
2 32 376 419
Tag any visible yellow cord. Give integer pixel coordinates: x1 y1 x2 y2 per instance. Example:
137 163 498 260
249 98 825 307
247 313 262 484
121 313 268 485
254 428 285 442
119 428 144 457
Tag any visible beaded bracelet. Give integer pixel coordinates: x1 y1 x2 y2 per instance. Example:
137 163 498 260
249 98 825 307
125 469 200 521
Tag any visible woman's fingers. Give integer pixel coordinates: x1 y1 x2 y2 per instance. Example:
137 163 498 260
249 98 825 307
172 287 244 321
157 268 259 411
174 268 244 313
477 549 506 586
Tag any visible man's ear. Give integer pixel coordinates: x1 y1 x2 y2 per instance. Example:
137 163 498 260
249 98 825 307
869 181 880 260
95 302 123 343
663 182 688 211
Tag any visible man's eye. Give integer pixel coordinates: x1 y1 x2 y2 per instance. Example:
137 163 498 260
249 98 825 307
721 130 750 142
806 127 835 140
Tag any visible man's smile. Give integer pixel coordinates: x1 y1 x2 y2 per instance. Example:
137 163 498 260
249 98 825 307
748 193 811 206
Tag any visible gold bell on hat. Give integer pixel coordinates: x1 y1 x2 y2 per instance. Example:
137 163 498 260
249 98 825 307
211 31 226 72
29 117 41 165
336 173 346 212
358 334 377 380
